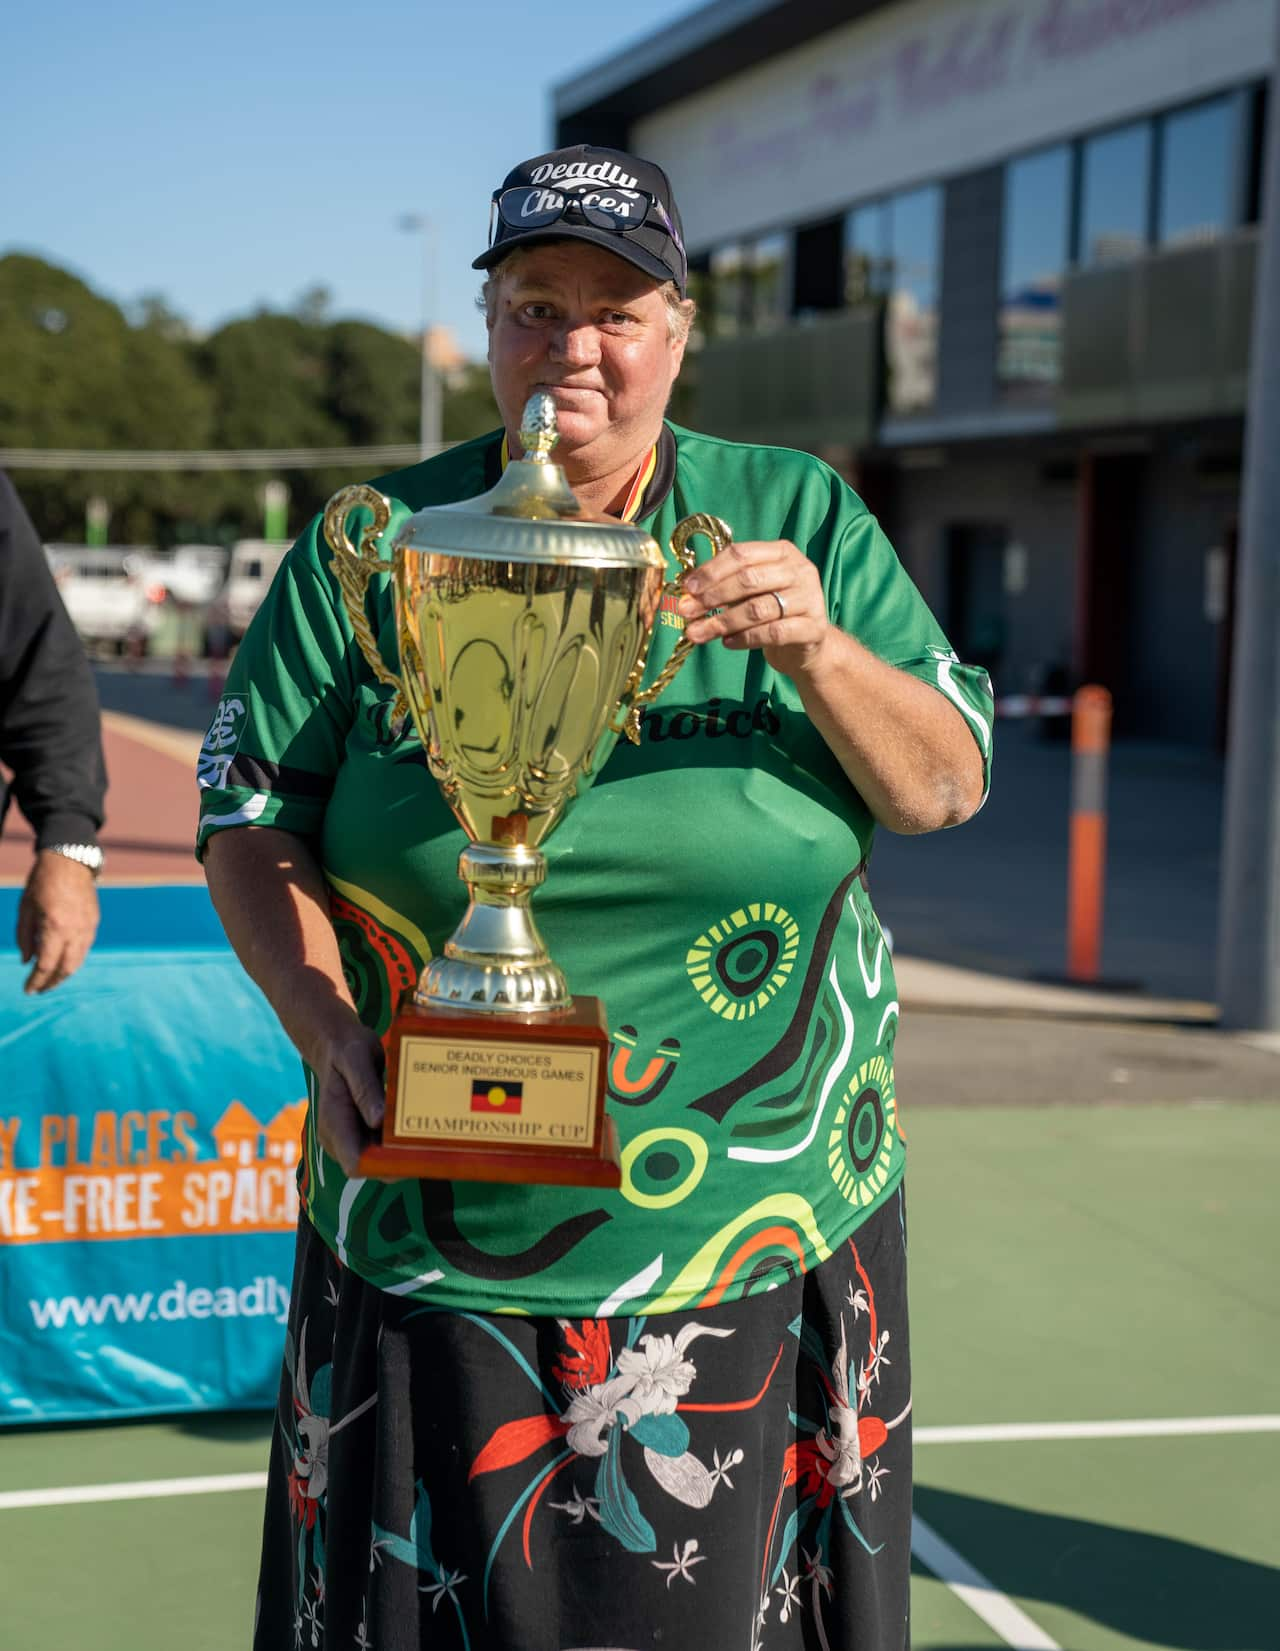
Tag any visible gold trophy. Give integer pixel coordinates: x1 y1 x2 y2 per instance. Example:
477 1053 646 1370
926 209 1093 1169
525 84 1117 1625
322 393 729 1186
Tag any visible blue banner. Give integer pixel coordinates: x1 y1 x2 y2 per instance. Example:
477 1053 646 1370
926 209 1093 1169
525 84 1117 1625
0 885 303 1423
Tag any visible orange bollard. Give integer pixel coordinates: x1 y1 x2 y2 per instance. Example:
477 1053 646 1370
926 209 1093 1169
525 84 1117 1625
1066 685 1113 983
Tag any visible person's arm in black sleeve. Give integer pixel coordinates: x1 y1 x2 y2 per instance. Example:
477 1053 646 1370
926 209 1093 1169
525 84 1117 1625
0 472 106 992
0 472 106 843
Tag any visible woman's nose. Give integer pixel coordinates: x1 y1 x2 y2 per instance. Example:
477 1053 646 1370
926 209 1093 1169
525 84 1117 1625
550 323 602 366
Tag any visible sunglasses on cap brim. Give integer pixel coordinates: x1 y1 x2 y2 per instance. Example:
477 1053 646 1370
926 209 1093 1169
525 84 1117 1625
489 185 686 280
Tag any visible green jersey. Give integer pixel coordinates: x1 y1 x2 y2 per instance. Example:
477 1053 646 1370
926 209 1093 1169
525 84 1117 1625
196 423 992 1317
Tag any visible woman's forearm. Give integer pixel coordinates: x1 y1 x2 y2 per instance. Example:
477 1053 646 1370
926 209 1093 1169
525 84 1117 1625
793 628 985 834
203 825 358 1068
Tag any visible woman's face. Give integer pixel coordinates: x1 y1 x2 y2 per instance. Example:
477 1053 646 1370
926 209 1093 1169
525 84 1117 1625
487 241 686 471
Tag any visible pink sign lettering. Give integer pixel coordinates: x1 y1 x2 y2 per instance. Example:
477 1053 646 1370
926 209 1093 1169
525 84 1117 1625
1032 0 1232 61
894 11 1020 116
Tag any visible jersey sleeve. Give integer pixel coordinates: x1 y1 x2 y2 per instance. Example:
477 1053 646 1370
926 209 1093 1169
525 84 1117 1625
195 519 359 857
824 500 994 808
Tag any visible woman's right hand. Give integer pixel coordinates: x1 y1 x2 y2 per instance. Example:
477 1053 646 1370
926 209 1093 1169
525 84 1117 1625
201 828 388 1177
307 1016 387 1176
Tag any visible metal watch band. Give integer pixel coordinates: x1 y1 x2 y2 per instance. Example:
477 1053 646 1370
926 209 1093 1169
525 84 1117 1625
43 842 105 876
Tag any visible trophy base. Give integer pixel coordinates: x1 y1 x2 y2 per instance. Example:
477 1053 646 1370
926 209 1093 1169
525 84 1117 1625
362 994 622 1187
357 1116 621 1187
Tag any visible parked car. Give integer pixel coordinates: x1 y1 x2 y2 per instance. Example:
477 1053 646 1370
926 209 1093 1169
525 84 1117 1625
45 545 166 653
205 539 290 648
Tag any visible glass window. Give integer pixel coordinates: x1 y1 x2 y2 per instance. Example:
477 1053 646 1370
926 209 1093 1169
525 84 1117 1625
884 186 941 413
707 244 746 338
843 202 888 304
703 236 791 336
748 234 790 333
1159 96 1234 247
999 144 1071 391
1080 121 1151 264
685 254 712 346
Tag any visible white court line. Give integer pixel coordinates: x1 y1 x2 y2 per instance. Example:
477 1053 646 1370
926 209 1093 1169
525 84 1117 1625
2 1413 1278 1513
912 1514 1061 1650
916 1413 1280 1445
910 1416 1280 1648
0 1471 267 1512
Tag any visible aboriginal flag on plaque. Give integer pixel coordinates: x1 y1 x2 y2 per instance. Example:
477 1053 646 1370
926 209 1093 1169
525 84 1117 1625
470 1080 524 1115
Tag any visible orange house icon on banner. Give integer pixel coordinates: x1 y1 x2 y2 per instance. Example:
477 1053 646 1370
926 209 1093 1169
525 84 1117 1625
264 1101 307 1169
213 1101 263 1165
212 1099 307 1166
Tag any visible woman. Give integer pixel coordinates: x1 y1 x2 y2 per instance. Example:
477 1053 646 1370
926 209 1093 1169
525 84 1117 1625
201 144 992 1651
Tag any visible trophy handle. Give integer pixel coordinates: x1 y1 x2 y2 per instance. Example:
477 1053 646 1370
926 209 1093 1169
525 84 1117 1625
322 485 408 721
612 512 733 745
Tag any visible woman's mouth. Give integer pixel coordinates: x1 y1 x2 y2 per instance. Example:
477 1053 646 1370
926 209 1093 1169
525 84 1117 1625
539 383 604 399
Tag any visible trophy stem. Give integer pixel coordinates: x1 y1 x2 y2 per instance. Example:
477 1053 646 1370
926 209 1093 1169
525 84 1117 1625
416 842 571 1014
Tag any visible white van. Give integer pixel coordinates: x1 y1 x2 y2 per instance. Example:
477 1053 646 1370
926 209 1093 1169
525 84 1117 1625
205 539 290 644
46 545 165 653
135 543 230 608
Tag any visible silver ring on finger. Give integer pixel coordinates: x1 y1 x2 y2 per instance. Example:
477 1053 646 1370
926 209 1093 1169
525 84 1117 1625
771 589 787 619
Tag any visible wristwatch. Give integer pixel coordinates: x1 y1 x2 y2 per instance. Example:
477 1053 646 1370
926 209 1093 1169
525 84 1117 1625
43 843 106 877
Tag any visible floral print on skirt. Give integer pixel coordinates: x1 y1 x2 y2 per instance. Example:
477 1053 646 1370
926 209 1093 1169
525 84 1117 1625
253 1189 911 1651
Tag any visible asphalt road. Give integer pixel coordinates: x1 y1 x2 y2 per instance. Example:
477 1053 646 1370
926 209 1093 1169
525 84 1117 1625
866 723 1222 1002
896 1007 1278 1108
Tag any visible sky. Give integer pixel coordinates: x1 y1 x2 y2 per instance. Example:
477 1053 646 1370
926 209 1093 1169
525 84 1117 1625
2 0 698 361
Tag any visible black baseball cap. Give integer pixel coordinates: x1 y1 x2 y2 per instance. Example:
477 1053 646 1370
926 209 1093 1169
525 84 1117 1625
473 144 687 294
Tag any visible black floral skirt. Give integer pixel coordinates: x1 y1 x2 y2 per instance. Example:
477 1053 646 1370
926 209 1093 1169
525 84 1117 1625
253 1189 912 1651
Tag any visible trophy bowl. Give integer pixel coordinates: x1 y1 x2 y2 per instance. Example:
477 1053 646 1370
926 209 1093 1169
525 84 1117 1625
322 393 729 1185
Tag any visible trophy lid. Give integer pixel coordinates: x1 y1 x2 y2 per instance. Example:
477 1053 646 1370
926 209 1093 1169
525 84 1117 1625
391 393 666 569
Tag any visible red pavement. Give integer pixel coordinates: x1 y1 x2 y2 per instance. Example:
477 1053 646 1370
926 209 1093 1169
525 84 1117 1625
0 719 202 885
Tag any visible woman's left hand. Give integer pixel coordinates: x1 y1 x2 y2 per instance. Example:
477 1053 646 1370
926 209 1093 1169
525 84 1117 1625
677 539 833 679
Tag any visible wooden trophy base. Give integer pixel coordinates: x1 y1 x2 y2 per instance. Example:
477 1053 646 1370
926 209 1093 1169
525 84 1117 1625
360 993 622 1187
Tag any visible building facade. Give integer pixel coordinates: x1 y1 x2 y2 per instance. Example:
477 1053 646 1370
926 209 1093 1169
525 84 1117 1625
555 0 1276 744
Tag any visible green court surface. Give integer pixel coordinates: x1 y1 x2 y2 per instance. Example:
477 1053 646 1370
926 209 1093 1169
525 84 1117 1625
2 1101 1277 1650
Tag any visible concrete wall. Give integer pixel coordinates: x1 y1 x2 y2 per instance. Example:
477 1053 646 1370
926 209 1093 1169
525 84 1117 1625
1130 448 1239 745
937 166 1002 417
884 446 1079 701
881 438 1241 742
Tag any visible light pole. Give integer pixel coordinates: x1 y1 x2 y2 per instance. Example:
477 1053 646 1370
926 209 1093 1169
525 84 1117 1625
399 214 442 459
1217 7 1280 1029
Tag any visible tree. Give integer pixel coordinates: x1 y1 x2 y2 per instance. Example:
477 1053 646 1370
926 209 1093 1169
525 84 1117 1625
0 253 496 544
294 284 333 326
442 363 500 444
0 254 217 543
127 294 193 341
324 320 419 447
201 311 343 452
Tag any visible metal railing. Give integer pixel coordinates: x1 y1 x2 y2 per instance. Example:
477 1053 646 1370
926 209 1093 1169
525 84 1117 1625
1059 228 1258 427
692 305 883 450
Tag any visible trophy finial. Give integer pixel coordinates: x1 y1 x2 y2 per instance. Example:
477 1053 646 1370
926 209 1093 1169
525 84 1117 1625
520 392 559 463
